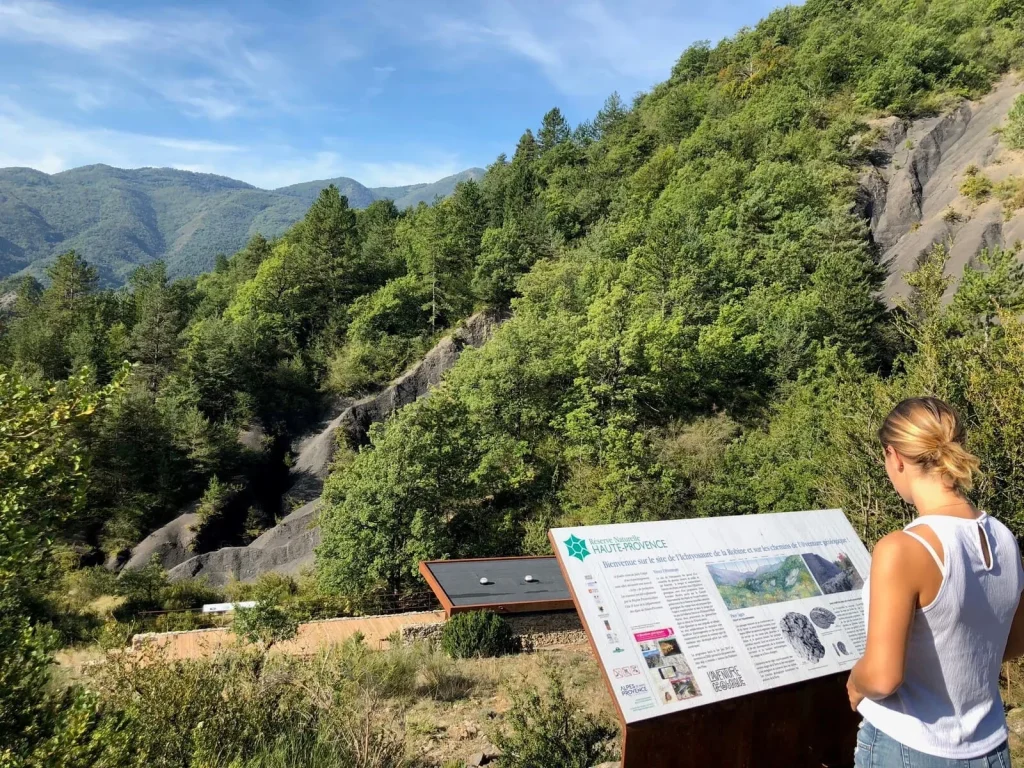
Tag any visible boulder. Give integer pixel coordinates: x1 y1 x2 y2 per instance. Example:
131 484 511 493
236 419 269 453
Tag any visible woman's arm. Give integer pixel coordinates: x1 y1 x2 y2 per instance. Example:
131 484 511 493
848 533 919 706
1003 591 1024 662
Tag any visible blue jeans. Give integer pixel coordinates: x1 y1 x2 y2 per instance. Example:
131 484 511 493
856 721 1011 767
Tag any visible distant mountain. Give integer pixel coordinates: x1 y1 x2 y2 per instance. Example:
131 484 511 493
0 164 485 286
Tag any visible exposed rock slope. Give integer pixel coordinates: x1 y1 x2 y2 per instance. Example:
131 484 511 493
285 309 507 505
166 499 322 586
120 507 201 572
859 75 1024 301
167 310 507 584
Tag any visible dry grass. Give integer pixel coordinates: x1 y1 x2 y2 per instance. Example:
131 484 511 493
995 176 1024 216
404 647 614 766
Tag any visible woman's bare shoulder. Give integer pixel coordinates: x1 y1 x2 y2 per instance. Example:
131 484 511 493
871 531 924 573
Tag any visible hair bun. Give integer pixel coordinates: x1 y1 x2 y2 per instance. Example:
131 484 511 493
878 397 980 489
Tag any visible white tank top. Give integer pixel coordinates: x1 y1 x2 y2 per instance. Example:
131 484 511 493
858 513 1024 758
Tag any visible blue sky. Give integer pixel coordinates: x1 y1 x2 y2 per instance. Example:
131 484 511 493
0 0 785 189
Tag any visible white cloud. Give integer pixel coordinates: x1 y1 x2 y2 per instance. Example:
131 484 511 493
0 99 463 190
156 79 243 121
418 0 733 96
153 137 243 154
0 0 148 51
356 159 463 188
45 77 118 111
0 1 304 119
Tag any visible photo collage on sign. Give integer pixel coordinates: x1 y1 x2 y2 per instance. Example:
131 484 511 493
637 629 702 705
706 550 865 610
584 573 623 651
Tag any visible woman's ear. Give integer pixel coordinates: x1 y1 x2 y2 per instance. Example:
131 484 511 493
886 445 905 473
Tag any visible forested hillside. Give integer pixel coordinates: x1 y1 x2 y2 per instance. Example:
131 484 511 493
0 165 483 284
3 0 1024 764
315 0 1024 596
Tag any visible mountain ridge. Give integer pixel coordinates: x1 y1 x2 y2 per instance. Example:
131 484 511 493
0 164 485 285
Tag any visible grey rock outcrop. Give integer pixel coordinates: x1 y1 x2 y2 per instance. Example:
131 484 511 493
166 309 509 584
779 612 825 664
285 308 507 505
0 291 16 315
121 506 200 572
167 499 321 586
858 75 1024 302
820 571 855 594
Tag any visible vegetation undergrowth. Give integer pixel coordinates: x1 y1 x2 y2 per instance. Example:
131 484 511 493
440 611 520 659
4 0 1024 763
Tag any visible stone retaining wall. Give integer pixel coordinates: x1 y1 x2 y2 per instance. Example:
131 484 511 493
400 610 586 649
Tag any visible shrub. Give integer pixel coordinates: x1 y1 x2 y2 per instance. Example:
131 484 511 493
96 618 136 651
441 611 519 659
160 578 223 611
960 170 994 203
995 177 1024 213
231 601 299 649
494 669 617 768
90 649 298 766
63 567 119 609
318 634 420 699
1004 94 1024 150
151 611 219 633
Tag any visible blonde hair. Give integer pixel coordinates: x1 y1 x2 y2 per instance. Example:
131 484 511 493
878 397 981 490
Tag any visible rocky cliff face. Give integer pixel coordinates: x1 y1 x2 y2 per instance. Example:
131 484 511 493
165 309 507 583
285 308 508 505
166 499 322 586
858 75 1024 301
119 507 201 572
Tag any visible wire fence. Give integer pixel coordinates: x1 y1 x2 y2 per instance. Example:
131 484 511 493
134 590 440 620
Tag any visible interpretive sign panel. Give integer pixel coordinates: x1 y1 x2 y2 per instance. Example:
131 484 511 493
550 509 871 724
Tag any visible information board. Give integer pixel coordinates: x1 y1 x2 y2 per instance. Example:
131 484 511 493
550 509 871 724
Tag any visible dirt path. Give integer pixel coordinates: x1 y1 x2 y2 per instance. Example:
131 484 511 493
132 610 445 660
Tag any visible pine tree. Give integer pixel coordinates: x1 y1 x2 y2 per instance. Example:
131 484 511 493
538 108 571 154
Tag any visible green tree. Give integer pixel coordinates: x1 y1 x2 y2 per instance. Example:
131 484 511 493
537 108 571 154
0 367 123 760
1004 94 1024 149
231 600 299 650
127 263 185 390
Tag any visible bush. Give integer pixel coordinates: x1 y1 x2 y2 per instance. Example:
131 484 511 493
231 600 299 649
160 579 223 611
960 168 994 203
96 618 136 651
90 650 298 766
316 634 420 699
494 669 617 768
995 177 1024 213
1004 94 1024 150
440 611 520 659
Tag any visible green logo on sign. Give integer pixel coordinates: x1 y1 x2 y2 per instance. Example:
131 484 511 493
564 534 590 562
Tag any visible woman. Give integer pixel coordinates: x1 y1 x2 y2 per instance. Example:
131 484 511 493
848 397 1024 767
